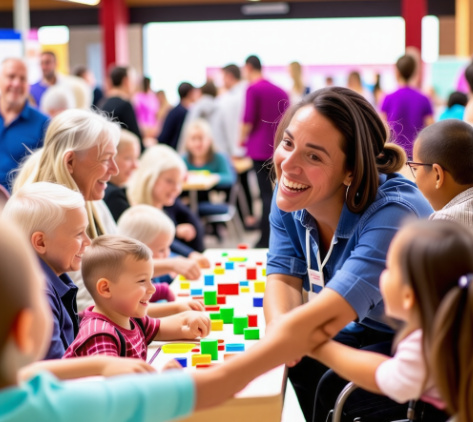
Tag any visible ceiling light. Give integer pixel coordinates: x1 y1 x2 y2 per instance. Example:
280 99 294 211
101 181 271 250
56 0 100 6
38 26 69 44
241 2 289 15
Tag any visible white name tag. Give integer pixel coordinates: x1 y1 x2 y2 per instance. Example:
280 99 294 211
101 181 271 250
308 268 324 301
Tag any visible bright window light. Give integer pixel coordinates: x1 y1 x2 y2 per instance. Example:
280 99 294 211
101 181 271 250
144 17 405 104
38 26 70 45
422 15 439 63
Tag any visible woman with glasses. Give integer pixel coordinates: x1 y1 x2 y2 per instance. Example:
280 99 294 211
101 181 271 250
263 87 433 421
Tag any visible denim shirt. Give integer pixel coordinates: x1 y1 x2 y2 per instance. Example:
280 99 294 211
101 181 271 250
267 173 433 331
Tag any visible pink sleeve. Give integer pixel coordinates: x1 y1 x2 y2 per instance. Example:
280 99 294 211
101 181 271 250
75 334 120 357
142 316 161 344
150 283 174 302
375 330 426 403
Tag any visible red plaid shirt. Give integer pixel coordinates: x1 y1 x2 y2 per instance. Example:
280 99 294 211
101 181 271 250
63 306 160 360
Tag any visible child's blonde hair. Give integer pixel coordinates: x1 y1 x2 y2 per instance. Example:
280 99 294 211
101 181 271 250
82 235 152 297
118 129 140 153
127 144 186 206
2 182 85 238
117 204 175 245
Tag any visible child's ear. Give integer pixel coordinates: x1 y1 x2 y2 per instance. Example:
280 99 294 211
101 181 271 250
402 285 416 311
30 232 47 255
64 151 75 175
96 278 113 298
432 164 444 189
12 308 35 355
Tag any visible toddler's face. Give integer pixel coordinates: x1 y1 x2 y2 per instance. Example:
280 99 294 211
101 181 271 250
109 257 155 319
147 232 173 259
43 207 90 275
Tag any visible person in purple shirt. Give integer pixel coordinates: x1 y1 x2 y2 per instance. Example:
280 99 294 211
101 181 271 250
30 51 58 107
241 55 289 248
381 55 434 159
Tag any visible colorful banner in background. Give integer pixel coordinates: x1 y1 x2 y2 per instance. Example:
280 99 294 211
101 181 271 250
0 29 22 63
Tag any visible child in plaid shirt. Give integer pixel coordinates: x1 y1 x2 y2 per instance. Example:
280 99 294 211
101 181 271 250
64 235 210 359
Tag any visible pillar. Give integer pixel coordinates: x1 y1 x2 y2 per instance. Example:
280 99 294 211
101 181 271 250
456 0 473 56
13 0 30 54
100 0 129 73
401 0 427 52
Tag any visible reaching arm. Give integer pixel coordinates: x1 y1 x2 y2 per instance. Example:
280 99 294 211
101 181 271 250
148 300 205 318
153 257 201 280
155 311 211 341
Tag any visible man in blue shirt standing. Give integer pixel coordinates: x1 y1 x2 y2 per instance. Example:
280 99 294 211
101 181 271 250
30 51 58 107
0 58 48 190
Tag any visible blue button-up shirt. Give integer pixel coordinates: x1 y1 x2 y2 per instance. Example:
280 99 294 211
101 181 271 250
0 102 48 190
39 258 79 360
267 173 433 331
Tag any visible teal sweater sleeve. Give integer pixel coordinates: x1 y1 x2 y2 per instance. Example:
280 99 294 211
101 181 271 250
183 153 235 187
0 371 195 422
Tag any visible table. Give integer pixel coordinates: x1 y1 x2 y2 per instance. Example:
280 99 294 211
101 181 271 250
182 171 220 214
147 248 288 422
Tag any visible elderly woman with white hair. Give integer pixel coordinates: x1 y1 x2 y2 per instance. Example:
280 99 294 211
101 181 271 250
13 109 202 311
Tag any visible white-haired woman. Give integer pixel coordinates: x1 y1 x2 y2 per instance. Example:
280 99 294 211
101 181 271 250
13 109 201 310
128 144 209 268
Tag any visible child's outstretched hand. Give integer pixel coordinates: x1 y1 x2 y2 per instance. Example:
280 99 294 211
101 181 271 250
188 251 211 268
178 299 205 312
161 359 183 372
156 311 211 341
176 223 197 241
101 357 157 376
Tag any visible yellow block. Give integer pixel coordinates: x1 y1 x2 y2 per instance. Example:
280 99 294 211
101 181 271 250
162 343 195 354
179 275 187 281
180 282 190 289
192 354 212 366
211 320 224 331
240 287 250 293
254 281 266 293
262 269 266 276
214 268 225 275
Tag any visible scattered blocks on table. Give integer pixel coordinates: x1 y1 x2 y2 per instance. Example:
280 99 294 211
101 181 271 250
262 269 266 276
238 244 249 249
206 306 220 312
253 297 263 307
218 344 225 351
190 288 202 296
178 292 190 297
248 314 258 327
204 275 214 286
180 282 190 289
254 281 266 293
225 262 234 270
175 357 187 368
226 343 245 352
192 354 212 366
220 307 234 324
247 268 257 280
209 312 222 320
211 320 224 331
217 295 226 304
240 287 250 293
233 316 249 334
218 283 239 295
229 257 247 262
214 268 225 275
204 291 217 305
201 339 219 360
239 281 249 286
244 328 260 340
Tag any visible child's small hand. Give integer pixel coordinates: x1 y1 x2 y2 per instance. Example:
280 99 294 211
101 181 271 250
176 224 197 241
101 357 156 376
180 311 211 339
161 359 183 372
172 257 201 280
188 251 211 268
177 300 205 313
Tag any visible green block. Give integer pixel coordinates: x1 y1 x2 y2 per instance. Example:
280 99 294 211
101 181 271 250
244 328 260 340
209 312 221 320
233 316 249 334
222 252 228 257
200 339 218 360
204 291 217 305
220 307 234 324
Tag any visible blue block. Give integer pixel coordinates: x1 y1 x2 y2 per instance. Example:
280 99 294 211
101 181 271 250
239 281 249 286
190 288 203 296
253 297 263 307
204 275 214 286
225 262 234 270
175 357 187 368
226 343 245 352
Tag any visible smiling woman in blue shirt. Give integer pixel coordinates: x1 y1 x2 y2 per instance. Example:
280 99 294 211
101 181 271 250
264 87 433 421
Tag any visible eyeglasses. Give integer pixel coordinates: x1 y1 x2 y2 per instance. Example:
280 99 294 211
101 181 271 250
406 161 433 179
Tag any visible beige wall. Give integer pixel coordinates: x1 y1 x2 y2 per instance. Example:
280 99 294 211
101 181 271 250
439 16 456 56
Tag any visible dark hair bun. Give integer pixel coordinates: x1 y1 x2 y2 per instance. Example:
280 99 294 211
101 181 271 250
377 143 406 174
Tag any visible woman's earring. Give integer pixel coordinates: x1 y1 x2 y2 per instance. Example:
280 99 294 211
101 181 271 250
345 184 351 202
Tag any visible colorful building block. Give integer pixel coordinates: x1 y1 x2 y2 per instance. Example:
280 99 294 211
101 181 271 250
240 287 250 293
191 348 200 353
205 306 220 312
262 269 266 276
175 357 187 368
244 328 260 340
253 297 263 307
247 268 257 280
192 296 203 300
217 295 226 304
220 307 234 324
254 281 266 293
256 262 263 266
225 262 234 270
218 344 225 351
217 283 239 295
190 288 203 296
222 252 228 257
209 312 221 320
180 282 190 289
217 339 224 344
239 281 249 286
177 292 190 297
233 316 249 334
248 314 258 327
215 262 221 266
211 320 224 331
228 257 247 262
204 275 214 286
238 244 249 249
214 268 225 275
179 275 186 281
192 354 211 366
226 343 245 352
201 339 218 360
204 291 217 305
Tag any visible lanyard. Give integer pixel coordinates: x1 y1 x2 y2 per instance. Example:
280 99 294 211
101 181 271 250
306 228 336 281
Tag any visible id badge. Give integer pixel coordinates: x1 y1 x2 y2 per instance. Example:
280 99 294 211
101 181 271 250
308 269 324 301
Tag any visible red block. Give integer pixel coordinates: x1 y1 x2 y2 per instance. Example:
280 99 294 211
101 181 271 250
218 283 240 295
247 268 257 280
205 306 220 312
256 261 263 266
215 262 221 266
191 348 200 353
192 296 204 300
238 244 249 249
196 364 211 369
178 292 190 297
217 295 227 304
217 339 224 344
218 345 225 351
248 314 258 327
